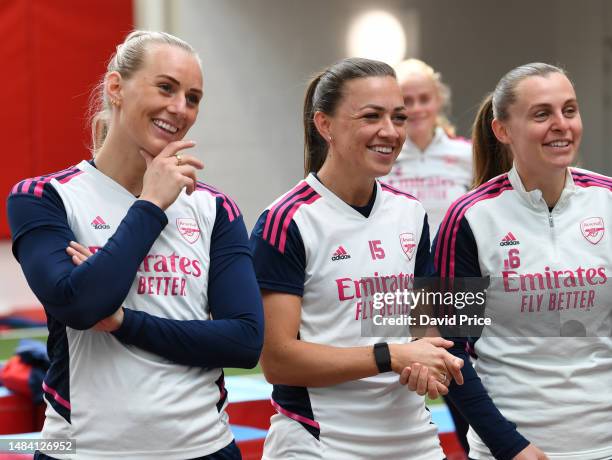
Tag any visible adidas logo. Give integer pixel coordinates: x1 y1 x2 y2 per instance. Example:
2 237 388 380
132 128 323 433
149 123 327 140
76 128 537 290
499 232 519 246
331 246 351 261
91 216 111 230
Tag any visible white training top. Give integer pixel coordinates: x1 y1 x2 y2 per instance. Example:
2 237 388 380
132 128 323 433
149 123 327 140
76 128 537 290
252 174 444 460
40 160 234 459
435 166 612 460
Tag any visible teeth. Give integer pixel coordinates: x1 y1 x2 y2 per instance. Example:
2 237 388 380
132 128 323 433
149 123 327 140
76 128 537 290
153 119 178 134
548 141 570 147
370 146 393 154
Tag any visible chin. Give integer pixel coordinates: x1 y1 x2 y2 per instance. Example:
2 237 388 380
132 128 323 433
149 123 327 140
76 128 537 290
146 139 171 156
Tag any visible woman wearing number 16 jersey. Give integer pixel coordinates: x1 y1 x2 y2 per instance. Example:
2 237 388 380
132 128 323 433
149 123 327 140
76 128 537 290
435 63 612 460
250 58 464 459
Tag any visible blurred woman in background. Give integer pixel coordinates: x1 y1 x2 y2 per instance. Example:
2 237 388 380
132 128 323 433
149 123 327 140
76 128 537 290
383 58 472 233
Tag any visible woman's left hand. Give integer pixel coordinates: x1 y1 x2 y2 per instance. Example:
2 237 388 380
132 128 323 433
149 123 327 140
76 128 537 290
66 241 124 332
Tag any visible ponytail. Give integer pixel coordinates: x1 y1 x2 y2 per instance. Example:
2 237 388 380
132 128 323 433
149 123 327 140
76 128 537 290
471 94 512 187
303 74 327 176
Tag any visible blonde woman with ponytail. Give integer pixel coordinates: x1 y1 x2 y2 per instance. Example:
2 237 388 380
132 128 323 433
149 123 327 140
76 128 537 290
8 30 263 459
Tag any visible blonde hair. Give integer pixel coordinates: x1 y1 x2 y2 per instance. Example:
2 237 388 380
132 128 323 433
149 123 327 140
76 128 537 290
88 30 200 155
394 58 455 136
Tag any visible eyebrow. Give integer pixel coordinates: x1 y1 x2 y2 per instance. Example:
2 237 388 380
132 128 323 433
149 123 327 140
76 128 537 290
359 104 406 112
529 99 577 110
157 74 203 96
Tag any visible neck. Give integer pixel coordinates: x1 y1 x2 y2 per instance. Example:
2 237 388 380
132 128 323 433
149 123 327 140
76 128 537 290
411 128 435 151
515 164 567 208
94 132 146 196
317 157 375 207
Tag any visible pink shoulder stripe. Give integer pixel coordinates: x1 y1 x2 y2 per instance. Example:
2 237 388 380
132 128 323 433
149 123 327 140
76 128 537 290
11 167 82 198
271 399 320 429
571 170 612 191
196 182 241 222
380 182 418 200
56 170 84 184
263 181 309 239
263 181 321 253
42 381 71 410
435 176 512 277
278 193 320 253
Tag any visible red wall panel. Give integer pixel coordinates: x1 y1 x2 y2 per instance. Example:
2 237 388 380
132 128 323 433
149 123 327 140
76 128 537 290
0 0 133 238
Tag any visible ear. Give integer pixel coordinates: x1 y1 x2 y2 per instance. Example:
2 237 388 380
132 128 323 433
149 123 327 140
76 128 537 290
313 111 332 143
491 118 511 145
105 71 123 105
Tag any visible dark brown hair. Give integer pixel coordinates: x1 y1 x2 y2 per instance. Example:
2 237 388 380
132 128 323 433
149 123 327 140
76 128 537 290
303 57 395 176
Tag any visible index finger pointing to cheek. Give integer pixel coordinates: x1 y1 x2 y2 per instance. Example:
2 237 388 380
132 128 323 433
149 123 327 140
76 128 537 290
163 140 196 158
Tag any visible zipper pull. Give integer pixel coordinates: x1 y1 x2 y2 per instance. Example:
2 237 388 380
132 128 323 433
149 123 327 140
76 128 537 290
549 213 554 228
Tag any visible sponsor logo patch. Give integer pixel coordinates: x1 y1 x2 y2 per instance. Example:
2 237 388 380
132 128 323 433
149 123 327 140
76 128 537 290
399 233 416 260
176 218 201 244
580 217 604 244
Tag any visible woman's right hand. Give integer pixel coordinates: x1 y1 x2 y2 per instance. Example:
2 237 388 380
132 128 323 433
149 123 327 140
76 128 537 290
513 444 549 460
139 140 204 210
391 338 463 393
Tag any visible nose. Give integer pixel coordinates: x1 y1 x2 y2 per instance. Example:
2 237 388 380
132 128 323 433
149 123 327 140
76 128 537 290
167 93 187 118
379 115 400 140
551 111 569 131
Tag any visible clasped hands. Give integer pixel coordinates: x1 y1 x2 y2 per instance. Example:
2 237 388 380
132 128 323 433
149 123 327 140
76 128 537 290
391 338 464 399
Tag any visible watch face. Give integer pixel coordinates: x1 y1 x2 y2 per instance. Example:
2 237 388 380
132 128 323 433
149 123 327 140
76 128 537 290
374 342 392 372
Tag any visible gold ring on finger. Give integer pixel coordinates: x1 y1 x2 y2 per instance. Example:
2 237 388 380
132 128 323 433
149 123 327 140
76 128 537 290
175 153 182 166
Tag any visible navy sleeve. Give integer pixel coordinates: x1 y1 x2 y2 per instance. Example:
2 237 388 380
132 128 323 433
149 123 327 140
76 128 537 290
249 211 306 296
7 183 167 330
112 198 264 369
414 214 432 277
433 217 530 460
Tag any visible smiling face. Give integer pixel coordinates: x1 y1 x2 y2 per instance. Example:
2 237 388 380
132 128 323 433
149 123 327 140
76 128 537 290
113 44 203 155
319 76 407 179
493 73 582 177
399 72 441 143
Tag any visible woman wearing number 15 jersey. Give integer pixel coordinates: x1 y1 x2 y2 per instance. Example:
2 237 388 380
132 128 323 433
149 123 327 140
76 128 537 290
250 58 464 459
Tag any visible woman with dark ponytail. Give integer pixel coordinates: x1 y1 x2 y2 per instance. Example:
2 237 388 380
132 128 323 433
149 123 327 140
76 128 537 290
434 63 612 460
250 57 464 459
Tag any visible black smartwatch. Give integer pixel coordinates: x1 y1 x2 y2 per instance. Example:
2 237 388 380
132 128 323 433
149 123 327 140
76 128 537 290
373 342 392 373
